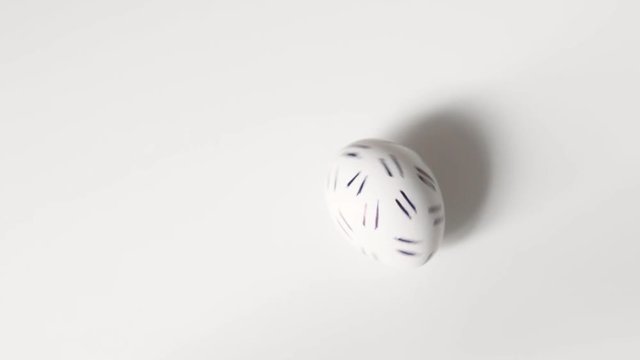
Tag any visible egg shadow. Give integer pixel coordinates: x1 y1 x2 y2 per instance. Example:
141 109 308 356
393 105 493 247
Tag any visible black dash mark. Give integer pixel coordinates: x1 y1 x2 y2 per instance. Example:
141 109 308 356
395 237 419 244
425 251 434 263
347 171 361 187
397 249 417 256
428 205 442 213
333 168 339 191
375 201 379 229
379 158 393 177
337 219 352 239
371 253 379 261
352 144 370 149
400 190 416 212
339 211 353 231
433 217 443 226
343 152 359 158
389 154 403 177
395 199 411 219
357 176 367 196
362 203 367 226
418 175 436 191
416 167 434 182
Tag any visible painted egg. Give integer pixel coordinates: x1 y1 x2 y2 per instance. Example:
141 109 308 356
325 139 445 268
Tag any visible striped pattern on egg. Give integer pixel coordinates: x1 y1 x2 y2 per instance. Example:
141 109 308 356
325 139 445 268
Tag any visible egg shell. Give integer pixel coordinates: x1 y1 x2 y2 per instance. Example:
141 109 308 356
325 139 445 268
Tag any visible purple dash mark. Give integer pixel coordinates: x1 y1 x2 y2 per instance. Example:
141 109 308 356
400 190 416 212
395 237 419 244
343 152 360 158
379 158 393 177
433 217 443 226
428 204 442 213
389 154 403 177
416 166 434 182
357 176 367 196
395 199 412 219
338 210 353 231
418 175 436 191
347 171 361 187
397 249 417 256
362 203 367 226
375 200 379 229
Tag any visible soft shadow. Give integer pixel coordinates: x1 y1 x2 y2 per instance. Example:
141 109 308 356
393 104 493 246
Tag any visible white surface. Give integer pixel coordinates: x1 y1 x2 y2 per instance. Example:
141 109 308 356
1 1 640 359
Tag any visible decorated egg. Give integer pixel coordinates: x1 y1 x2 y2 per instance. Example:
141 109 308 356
325 139 445 268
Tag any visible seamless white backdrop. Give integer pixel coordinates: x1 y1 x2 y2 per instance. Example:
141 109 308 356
1 1 640 359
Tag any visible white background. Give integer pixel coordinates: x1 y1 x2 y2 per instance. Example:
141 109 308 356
1 0 640 359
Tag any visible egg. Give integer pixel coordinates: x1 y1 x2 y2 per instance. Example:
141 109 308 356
325 139 445 268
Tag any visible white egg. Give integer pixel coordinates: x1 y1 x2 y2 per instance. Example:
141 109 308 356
325 139 445 268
